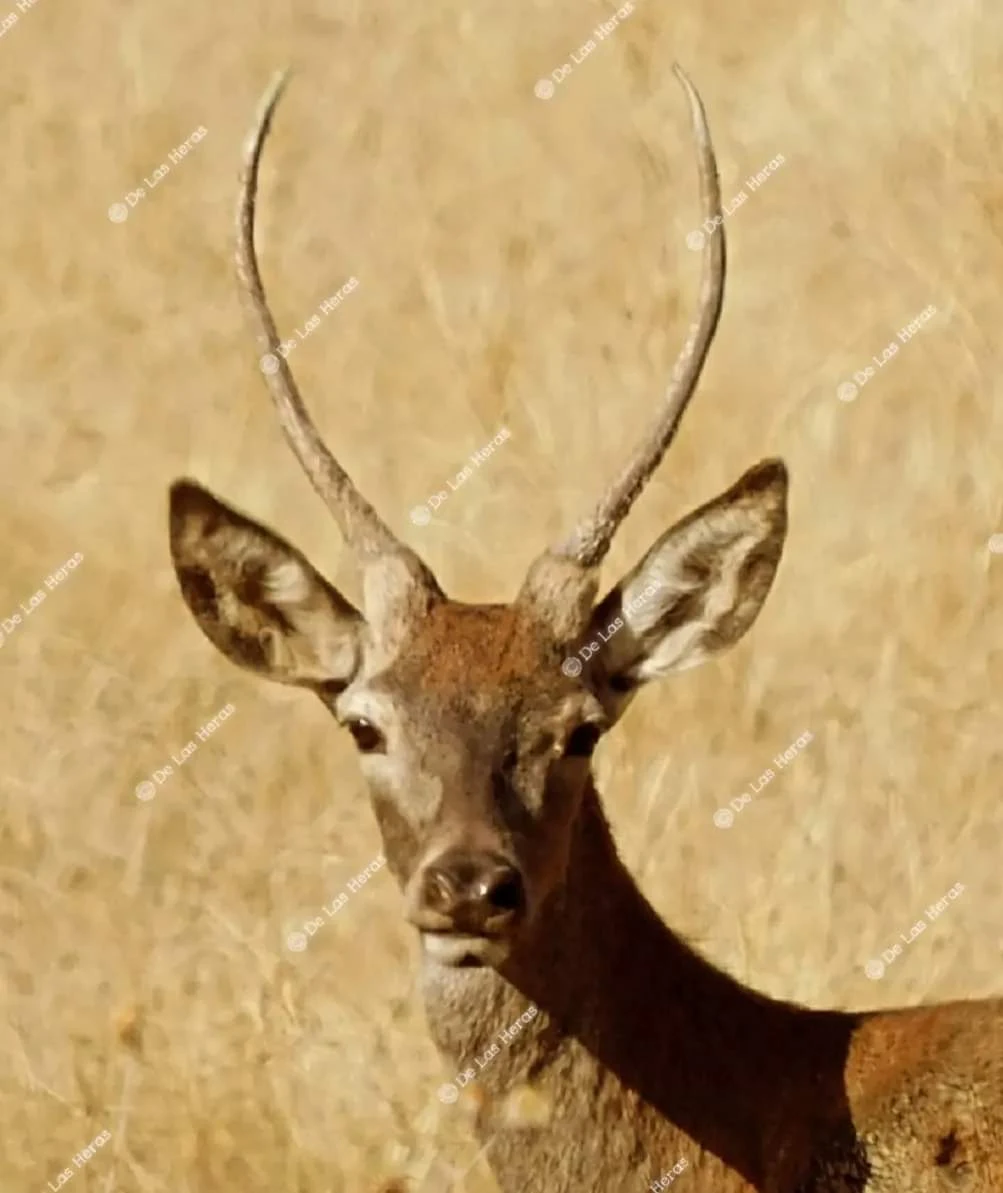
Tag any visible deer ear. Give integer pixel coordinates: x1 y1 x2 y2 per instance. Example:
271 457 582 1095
168 480 364 688
588 459 788 693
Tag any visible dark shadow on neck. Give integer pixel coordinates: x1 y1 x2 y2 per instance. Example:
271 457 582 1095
499 782 870 1191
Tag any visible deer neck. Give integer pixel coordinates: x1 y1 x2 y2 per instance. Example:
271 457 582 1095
420 779 858 1189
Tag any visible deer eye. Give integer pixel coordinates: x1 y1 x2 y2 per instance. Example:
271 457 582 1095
345 718 386 754
563 723 602 758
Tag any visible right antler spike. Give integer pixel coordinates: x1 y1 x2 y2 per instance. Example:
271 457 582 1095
551 64 727 571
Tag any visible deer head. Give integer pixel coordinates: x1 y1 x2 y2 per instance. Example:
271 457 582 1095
168 67 788 970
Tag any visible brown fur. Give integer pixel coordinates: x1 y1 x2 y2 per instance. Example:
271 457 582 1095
168 468 1003 1191
422 775 1003 1192
161 56 1000 1191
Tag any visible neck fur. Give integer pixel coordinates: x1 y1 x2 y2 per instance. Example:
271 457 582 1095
421 781 859 1190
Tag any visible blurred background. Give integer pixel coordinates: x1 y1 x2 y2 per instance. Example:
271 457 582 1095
1 0 1001 1188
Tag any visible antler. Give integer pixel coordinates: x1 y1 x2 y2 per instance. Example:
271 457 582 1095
550 64 726 572
235 70 431 570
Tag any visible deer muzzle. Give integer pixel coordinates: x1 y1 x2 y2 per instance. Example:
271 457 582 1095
405 847 526 967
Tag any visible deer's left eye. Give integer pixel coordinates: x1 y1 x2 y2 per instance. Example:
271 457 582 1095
346 718 386 754
563 724 602 758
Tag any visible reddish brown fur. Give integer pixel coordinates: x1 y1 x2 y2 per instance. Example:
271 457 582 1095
390 602 565 692
168 475 1003 1192
421 764 1003 1193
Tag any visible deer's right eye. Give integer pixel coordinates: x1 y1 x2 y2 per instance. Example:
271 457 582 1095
345 718 386 754
563 723 603 758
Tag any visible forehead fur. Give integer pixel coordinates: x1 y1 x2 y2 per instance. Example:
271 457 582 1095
385 601 566 701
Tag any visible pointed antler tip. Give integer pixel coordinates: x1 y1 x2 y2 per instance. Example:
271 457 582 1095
537 61 724 574
261 68 292 117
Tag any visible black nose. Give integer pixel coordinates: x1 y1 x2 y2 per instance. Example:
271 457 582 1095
418 849 525 934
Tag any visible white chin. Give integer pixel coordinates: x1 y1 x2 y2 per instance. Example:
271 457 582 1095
421 933 508 968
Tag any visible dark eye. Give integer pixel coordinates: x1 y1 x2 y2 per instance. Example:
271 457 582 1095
346 718 386 754
564 723 602 758
609 674 636 694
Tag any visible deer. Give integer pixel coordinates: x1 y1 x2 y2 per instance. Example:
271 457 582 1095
167 66 1003 1193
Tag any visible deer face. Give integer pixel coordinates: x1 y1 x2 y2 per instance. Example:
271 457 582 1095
330 599 608 968
169 66 788 968
169 457 787 968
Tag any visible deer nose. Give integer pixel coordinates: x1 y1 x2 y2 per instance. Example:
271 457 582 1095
417 849 525 935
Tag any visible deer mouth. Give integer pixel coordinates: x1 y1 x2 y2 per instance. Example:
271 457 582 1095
421 930 511 969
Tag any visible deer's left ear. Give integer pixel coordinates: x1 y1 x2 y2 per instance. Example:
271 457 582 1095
587 459 788 696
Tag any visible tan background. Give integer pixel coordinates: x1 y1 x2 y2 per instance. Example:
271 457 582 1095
2 0 1001 1189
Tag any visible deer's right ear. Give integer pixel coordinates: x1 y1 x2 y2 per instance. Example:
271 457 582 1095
168 480 364 688
585 459 788 697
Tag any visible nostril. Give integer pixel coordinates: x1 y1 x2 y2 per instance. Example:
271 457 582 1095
417 853 525 930
485 868 525 915
422 866 460 911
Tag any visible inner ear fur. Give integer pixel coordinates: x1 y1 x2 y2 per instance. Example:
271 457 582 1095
587 458 789 689
168 479 364 687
